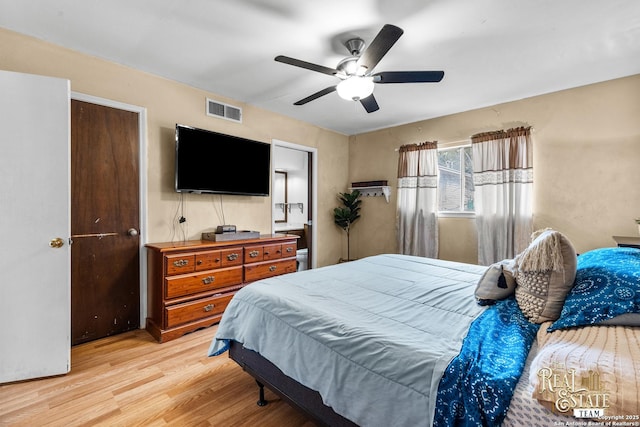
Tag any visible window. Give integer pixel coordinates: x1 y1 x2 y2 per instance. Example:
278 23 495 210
438 146 474 213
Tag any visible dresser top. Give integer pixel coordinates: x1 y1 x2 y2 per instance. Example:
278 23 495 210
612 235 640 246
146 233 298 252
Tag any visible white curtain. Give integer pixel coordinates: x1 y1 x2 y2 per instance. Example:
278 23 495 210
396 142 439 258
472 127 533 265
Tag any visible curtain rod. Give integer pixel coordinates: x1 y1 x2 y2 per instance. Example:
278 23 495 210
394 138 470 151
393 128 535 151
438 138 472 146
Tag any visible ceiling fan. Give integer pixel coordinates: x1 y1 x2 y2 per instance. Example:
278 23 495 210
275 24 444 113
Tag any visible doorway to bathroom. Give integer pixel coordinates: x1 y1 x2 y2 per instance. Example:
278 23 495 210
272 140 317 271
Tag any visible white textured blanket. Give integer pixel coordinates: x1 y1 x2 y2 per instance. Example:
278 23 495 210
530 322 640 418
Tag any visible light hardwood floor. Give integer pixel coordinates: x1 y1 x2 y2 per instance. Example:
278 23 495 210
0 326 316 426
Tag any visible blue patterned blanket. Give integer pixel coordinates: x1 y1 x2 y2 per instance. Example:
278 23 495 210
433 297 540 426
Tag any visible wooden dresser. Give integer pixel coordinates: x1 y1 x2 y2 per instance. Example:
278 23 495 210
146 234 298 342
612 235 640 249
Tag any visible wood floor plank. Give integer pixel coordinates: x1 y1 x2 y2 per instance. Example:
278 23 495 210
0 326 317 427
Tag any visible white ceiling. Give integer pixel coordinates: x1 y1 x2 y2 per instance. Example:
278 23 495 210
2 0 639 135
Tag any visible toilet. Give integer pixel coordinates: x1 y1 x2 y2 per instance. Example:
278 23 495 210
296 248 308 271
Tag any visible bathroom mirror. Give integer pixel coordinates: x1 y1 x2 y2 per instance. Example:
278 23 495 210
273 171 287 223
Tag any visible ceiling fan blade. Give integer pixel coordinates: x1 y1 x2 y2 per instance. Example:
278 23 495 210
360 94 379 113
293 86 337 105
275 55 339 76
357 24 404 72
373 71 445 83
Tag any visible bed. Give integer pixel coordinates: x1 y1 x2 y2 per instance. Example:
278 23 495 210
209 232 640 426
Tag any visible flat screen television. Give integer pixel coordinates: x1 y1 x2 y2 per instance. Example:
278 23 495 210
175 124 271 196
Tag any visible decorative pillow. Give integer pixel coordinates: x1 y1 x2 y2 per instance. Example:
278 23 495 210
514 229 578 323
475 259 516 305
548 247 640 331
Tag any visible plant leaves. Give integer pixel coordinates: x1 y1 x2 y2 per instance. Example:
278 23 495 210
333 190 362 231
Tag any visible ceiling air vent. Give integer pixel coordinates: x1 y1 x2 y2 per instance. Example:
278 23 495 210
206 98 242 123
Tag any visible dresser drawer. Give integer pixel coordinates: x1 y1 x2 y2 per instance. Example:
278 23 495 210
195 250 221 271
165 253 196 275
165 293 235 328
262 243 282 260
221 247 243 267
165 266 243 299
244 246 264 262
244 258 297 282
281 242 296 258
244 241 297 263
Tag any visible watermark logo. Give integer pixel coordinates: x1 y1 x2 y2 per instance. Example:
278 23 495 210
537 363 609 418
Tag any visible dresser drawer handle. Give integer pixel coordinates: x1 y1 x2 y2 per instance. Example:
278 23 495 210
227 253 239 261
203 303 215 312
286 247 293 253
173 259 189 267
197 259 203 265
202 276 215 285
249 250 260 258
264 251 270 256
269 265 277 272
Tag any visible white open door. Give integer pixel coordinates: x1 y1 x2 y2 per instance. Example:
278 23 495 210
0 70 71 383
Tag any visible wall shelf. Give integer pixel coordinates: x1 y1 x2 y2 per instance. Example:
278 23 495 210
350 186 391 203
275 202 304 213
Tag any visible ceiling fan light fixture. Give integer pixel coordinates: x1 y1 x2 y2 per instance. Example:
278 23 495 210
337 57 359 76
275 25 444 112
336 76 374 101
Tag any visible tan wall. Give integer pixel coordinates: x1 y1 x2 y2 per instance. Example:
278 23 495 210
0 28 349 267
350 74 640 263
3 28 638 266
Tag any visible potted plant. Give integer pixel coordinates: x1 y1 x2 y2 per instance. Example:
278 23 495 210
334 189 362 262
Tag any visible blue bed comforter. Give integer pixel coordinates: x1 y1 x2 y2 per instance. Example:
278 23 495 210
209 254 535 426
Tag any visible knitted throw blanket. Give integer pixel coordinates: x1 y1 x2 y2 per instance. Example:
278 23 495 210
530 322 640 417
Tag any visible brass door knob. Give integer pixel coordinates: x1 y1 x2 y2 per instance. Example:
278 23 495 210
49 237 64 248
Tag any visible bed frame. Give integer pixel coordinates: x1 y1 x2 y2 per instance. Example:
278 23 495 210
229 340 358 427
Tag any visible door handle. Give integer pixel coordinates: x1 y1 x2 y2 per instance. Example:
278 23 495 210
127 228 139 237
49 237 65 248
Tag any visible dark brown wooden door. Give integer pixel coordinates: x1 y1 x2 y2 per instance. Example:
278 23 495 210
71 100 140 345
